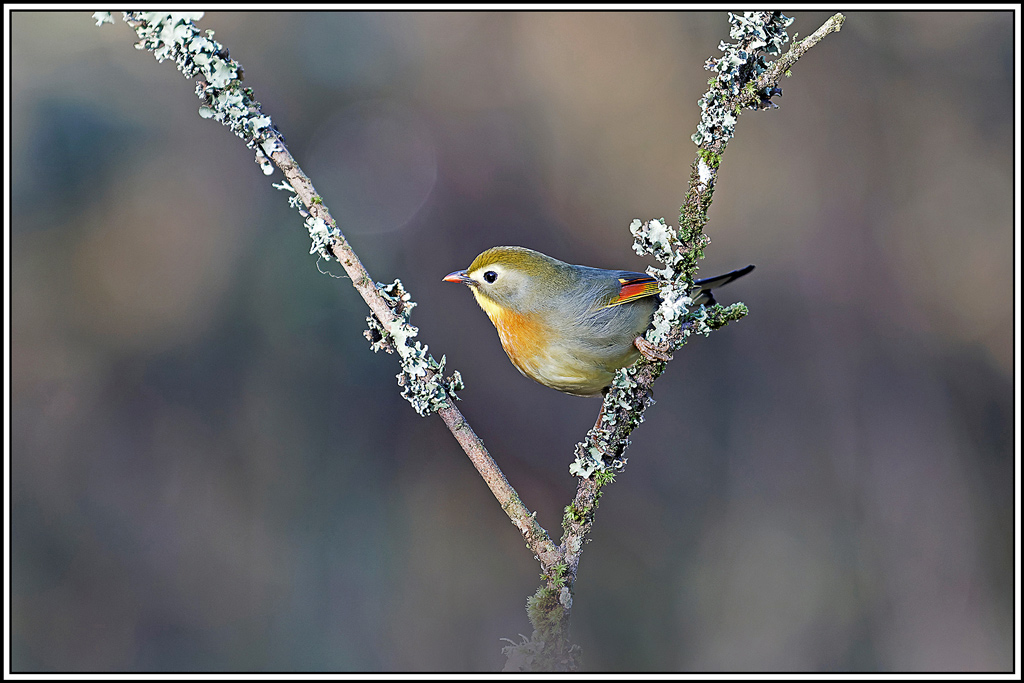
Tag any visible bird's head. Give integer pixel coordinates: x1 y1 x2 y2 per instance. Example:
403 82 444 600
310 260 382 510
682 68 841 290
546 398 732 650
443 246 566 319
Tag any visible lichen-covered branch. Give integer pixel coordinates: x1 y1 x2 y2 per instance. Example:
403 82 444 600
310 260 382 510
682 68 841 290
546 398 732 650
731 12 846 116
98 10 843 673
506 11 843 671
95 11 559 565
567 13 847 481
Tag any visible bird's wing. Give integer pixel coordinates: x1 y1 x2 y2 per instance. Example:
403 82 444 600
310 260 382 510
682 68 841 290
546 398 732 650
599 264 754 309
600 272 661 309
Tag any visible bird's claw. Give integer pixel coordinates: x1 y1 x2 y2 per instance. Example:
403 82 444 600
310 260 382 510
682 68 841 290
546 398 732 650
634 336 673 362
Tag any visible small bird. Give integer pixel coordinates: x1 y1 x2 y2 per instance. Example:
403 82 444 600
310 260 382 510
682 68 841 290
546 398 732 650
444 246 753 396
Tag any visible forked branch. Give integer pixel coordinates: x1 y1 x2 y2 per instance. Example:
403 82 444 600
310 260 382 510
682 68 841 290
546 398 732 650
98 11 844 672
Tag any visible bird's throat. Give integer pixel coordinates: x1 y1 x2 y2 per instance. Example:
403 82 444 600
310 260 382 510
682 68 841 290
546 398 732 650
470 288 505 322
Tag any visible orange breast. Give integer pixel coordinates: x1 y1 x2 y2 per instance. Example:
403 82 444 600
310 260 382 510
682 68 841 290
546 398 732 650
484 305 624 395
488 308 548 378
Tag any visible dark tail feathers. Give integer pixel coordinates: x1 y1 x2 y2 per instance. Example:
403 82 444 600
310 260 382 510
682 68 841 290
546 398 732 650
690 264 755 306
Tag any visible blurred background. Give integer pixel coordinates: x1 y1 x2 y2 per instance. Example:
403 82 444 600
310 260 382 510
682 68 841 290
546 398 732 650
9 10 1016 672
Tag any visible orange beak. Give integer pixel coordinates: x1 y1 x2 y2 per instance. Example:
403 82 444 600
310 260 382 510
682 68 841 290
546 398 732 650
443 270 473 284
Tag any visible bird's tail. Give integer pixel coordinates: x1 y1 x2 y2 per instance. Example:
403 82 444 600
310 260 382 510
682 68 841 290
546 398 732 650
689 264 755 306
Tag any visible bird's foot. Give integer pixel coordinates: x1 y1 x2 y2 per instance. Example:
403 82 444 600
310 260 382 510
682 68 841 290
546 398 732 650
634 336 673 362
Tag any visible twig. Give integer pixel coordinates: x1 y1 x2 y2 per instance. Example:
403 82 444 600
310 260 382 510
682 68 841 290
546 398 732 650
436 405 559 565
733 12 846 115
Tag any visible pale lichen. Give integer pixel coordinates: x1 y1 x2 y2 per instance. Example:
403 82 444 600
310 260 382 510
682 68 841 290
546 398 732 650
305 215 334 260
569 367 650 477
630 217 686 280
629 217 699 345
363 280 463 416
697 158 714 186
269 180 344 262
102 12 278 170
692 11 794 147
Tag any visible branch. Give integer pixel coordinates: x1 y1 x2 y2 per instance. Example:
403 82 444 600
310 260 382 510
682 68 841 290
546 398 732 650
97 11 844 672
95 11 560 567
506 11 844 671
567 12 845 482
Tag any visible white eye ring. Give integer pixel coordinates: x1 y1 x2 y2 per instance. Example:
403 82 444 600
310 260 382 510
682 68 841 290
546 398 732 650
483 270 498 283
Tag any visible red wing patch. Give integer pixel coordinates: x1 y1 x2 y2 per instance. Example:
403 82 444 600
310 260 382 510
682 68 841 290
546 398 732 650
604 275 660 308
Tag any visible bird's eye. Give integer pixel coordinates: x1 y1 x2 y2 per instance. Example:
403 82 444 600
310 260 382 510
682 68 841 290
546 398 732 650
483 270 498 283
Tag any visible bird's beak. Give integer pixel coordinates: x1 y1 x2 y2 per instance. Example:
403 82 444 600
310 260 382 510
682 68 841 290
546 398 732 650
443 270 473 285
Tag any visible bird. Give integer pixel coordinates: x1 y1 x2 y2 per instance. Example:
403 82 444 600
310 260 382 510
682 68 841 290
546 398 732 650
443 246 753 397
